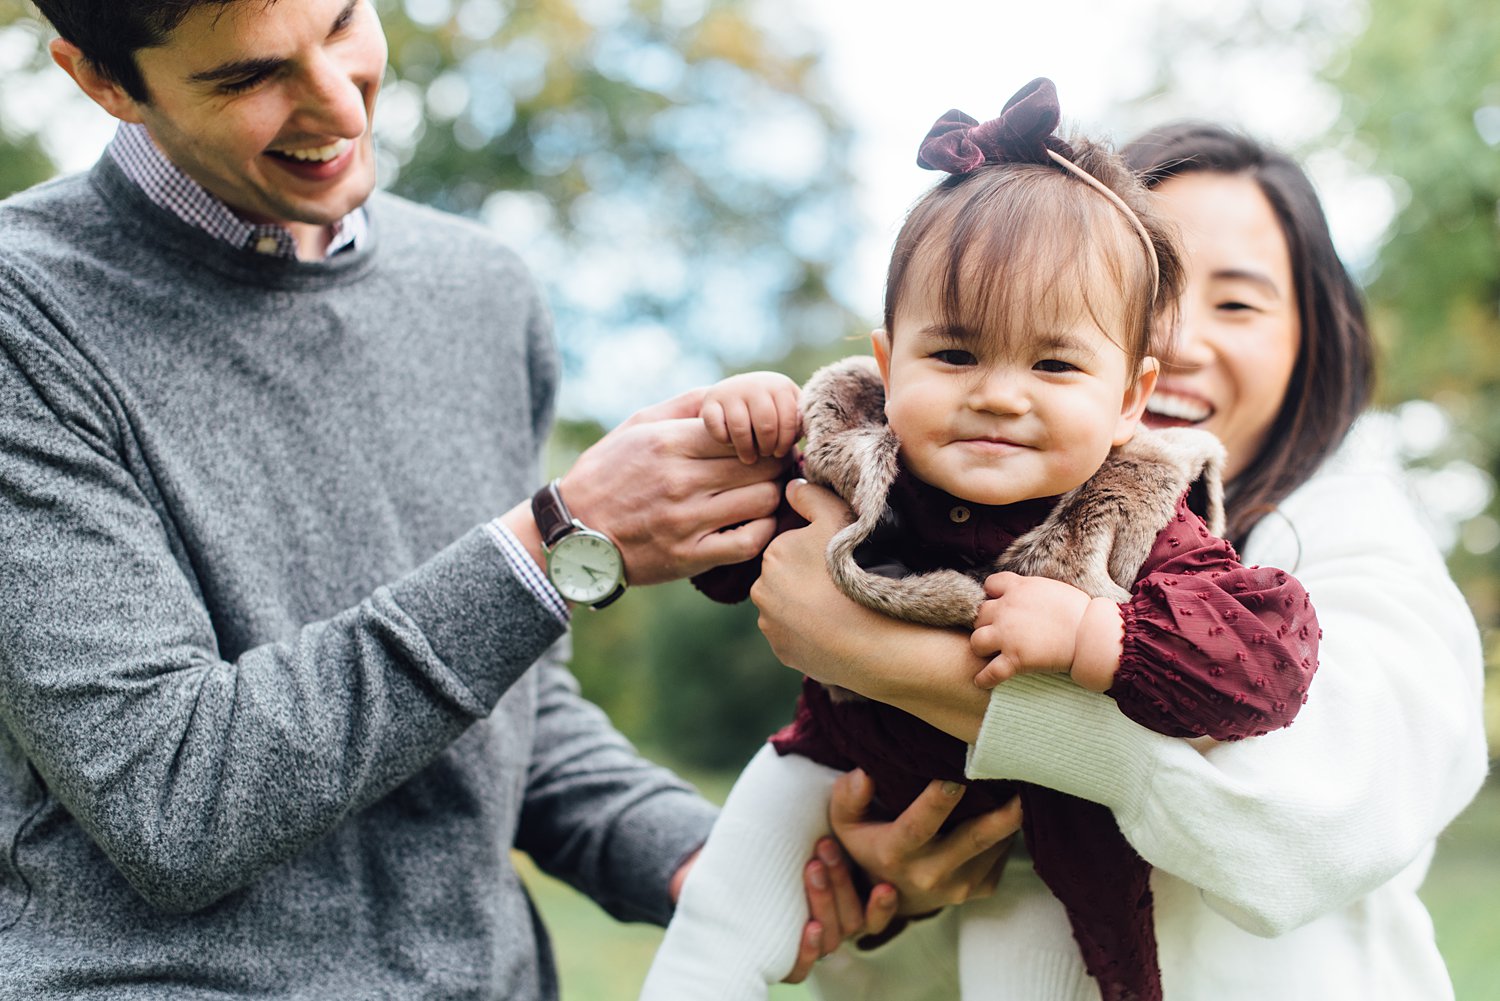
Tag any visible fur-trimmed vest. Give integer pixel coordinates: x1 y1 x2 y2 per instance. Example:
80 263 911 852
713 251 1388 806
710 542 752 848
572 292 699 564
799 355 1226 627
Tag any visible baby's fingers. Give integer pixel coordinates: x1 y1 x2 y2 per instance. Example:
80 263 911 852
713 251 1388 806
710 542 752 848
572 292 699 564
701 400 731 446
974 653 1017 690
970 620 1003 659
718 398 761 464
772 383 802 458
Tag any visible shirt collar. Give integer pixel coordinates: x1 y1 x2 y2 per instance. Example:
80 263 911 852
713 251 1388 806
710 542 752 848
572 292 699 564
107 122 366 260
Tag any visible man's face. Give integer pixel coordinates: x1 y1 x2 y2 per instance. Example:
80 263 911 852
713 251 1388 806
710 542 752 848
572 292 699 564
123 0 387 231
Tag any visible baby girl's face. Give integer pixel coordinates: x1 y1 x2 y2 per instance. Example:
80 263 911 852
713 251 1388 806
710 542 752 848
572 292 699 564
872 261 1155 507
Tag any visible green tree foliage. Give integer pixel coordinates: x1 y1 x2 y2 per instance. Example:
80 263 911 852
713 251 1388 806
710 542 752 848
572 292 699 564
373 0 861 394
1332 0 1500 751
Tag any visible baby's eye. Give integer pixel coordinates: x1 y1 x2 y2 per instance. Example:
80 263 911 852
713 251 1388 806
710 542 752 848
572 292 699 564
1034 359 1078 374
933 349 977 366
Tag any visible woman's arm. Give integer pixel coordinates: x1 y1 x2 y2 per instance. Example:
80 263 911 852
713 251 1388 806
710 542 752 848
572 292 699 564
750 480 990 743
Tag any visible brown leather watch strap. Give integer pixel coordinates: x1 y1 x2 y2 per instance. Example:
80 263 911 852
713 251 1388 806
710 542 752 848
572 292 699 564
531 480 575 549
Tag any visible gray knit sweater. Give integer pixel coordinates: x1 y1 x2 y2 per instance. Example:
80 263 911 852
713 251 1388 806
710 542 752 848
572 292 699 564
0 158 716 999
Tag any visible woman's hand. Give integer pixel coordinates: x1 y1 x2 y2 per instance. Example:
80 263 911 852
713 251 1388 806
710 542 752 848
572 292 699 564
751 480 991 743
829 768 1020 916
783 838 900 982
671 837 900 984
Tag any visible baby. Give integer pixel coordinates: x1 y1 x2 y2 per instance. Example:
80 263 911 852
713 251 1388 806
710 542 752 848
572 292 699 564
643 79 1319 1001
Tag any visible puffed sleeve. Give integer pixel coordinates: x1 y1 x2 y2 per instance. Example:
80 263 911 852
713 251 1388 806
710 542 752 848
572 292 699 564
1109 493 1319 739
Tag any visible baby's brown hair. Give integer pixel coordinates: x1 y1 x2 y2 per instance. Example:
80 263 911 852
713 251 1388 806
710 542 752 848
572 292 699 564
884 82 1182 382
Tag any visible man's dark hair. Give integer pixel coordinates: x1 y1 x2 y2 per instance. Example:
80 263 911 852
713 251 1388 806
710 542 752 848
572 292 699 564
1124 122 1376 546
32 0 249 102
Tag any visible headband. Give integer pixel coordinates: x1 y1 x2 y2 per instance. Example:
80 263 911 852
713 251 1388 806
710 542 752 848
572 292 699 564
917 78 1161 298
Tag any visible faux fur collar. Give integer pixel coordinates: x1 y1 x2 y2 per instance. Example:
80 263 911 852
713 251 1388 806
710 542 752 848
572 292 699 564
799 356 1226 628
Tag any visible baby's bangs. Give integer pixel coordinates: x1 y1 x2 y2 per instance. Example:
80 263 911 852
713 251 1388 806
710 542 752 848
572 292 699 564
930 176 1141 359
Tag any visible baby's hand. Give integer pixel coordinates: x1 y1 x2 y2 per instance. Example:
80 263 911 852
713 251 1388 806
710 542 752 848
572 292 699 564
970 572 1091 688
702 371 802 464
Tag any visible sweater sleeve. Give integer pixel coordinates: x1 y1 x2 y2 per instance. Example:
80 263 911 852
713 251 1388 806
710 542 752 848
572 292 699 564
964 450 1487 937
516 646 717 926
1108 493 1319 739
0 306 567 913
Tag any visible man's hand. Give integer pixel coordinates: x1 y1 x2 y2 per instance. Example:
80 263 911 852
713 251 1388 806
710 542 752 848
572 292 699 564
829 769 1019 917
503 387 789 587
783 838 899 982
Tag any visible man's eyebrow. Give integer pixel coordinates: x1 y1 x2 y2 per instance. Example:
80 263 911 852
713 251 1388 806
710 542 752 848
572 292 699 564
188 56 285 85
187 0 359 85
1212 268 1283 300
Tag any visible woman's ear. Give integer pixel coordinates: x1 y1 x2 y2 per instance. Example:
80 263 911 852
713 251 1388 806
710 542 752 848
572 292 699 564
1113 356 1160 445
49 38 145 124
870 329 894 391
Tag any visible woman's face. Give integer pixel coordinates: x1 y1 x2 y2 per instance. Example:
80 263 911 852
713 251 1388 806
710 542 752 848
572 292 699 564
1143 172 1301 481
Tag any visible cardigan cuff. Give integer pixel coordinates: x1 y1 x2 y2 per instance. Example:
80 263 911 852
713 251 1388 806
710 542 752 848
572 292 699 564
964 674 1164 828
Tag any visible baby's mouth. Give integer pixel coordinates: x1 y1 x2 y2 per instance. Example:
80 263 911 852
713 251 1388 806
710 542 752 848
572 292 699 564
1144 390 1214 427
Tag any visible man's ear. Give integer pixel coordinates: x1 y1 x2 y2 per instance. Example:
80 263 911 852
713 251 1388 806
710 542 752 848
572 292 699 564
870 329 894 391
1113 356 1159 445
49 38 145 124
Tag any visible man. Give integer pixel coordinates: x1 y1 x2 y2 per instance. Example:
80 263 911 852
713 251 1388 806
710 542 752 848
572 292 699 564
0 0 922 994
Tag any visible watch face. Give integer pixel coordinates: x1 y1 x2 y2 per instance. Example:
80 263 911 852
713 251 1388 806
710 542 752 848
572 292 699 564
547 530 624 604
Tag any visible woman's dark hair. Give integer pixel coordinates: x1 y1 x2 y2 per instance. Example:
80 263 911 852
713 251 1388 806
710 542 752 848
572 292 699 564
884 135 1184 384
32 0 260 102
1124 122 1375 544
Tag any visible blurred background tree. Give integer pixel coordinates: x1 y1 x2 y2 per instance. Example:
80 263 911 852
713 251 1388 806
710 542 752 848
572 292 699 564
1332 0 1500 745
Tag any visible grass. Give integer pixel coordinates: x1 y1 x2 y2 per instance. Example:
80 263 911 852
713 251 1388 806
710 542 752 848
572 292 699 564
520 777 1500 1000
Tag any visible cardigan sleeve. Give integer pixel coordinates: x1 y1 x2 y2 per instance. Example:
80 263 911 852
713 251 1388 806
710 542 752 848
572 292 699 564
964 448 1487 936
1108 493 1319 740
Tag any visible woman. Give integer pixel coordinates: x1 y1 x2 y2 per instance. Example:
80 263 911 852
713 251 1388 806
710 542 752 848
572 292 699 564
756 123 1488 998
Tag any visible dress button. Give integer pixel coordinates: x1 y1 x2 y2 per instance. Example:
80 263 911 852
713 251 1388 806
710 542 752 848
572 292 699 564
949 505 971 524
254 235 281 255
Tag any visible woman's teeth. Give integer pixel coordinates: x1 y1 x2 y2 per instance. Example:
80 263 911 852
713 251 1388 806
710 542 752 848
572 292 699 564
1146 392 1213 423
271 139 351 163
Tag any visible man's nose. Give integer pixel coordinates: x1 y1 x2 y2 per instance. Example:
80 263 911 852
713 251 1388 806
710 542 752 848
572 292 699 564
296 53 371 140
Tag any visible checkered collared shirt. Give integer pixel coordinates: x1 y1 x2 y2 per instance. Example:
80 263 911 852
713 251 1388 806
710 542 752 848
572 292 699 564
107 122 367 259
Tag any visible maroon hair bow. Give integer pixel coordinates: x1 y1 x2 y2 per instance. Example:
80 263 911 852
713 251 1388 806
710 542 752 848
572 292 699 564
917 77 1074 173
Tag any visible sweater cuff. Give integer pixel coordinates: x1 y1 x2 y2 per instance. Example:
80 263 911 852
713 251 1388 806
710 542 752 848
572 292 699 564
608 788 719 926
387 525 568 712
964 674 1163 827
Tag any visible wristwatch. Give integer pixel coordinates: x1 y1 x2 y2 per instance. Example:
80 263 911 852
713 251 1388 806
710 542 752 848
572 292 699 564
530 479 627 609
